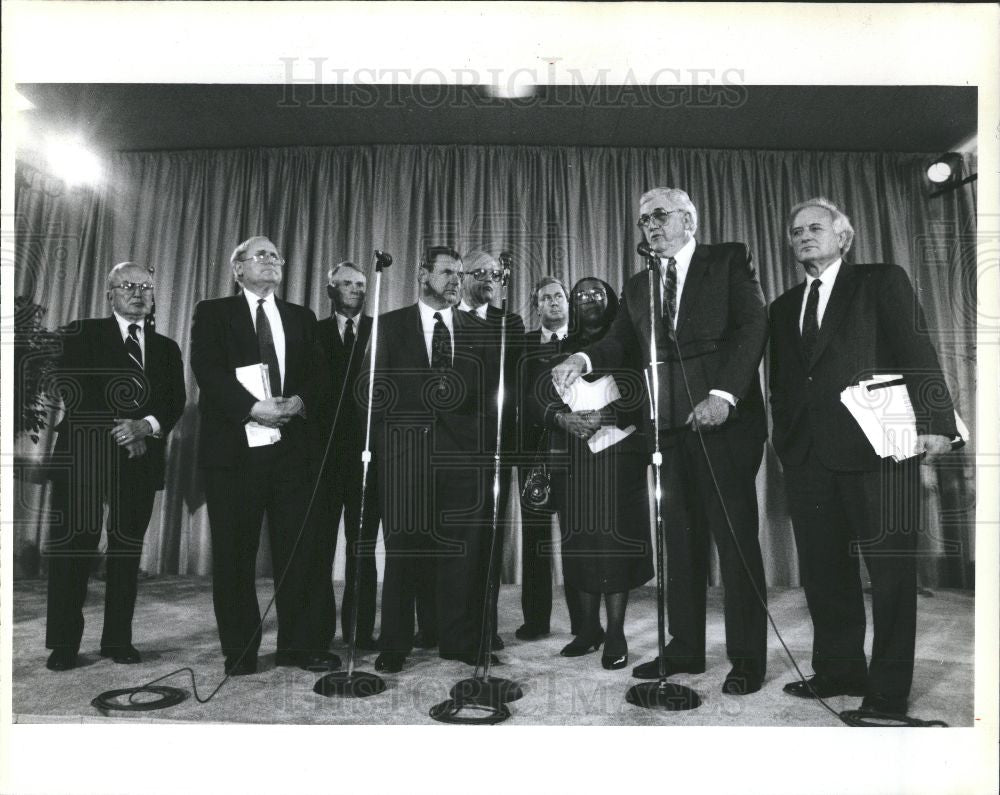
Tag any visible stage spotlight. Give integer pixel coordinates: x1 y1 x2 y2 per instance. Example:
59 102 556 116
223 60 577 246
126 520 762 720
926 152 977 197
44 134 103 187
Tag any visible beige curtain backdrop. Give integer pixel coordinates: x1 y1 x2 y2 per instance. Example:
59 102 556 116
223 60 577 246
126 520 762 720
13 144 977 588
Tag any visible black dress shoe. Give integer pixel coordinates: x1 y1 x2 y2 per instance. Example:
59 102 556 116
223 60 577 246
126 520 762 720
300 651 342 672
601 651 628 670
722 664 763 695
412 631 438 649
46 649 79 672
560 629 605 658
631 655 705 679
275 651 299 667
783 674 866 700
225 657 258 676
374 652 406 673
100 644 142 664
514 624 550 641
491 634 505 651
860 692 908 716
440 651 501 666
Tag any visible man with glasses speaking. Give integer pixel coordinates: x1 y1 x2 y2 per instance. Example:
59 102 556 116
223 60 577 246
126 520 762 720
44 262 185 671
191 236 338 676
552 187 769 695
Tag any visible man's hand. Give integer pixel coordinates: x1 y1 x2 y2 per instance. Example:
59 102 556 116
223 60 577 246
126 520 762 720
686 394 732 431
111 418 153 447
124 439 147 459
556 410 602 441
250 398 297 427
552 354 586 393
916 433 952 463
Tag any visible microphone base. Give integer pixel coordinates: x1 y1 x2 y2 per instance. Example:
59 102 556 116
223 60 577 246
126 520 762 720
430 696 511 725
313 670 387 698
625 680 701 711
450 675 523 705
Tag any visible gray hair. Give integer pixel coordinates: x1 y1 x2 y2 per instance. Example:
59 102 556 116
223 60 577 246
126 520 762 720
530 275 568 311
230 235 275 277
786 197 855 254
639 187 699 234
328 260 364 284
106 261 153 290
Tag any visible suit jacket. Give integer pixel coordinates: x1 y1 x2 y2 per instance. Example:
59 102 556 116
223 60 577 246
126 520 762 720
51 316 185 489
769 262 957 471
190 293 320 469
314 313 373 457
585 242 768 436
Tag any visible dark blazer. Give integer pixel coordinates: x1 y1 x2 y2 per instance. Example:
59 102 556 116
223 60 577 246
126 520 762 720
190 293 319 469
769 262 957 471
314 313 373 455
466 304 525 454
51 316 185 489
585 242 768 436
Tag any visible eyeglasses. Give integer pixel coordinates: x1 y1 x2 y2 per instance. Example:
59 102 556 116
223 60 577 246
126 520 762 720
573 288 606 304
241 252 285 266
110 282 154 293
636 208 684 229
466 268 503 283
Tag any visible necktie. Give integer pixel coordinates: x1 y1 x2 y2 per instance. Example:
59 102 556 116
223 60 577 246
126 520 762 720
256 298 282 398
801 279 822 361
125 324 143 370
431 312 452 370
663 256 678 327
548 332 559 344
344 317 355 351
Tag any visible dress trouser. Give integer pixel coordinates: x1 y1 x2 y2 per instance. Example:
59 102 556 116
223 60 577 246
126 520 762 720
660 423 767 673
784 452 920 699
204 442 323 662
520 499 554 633
45 449 156 652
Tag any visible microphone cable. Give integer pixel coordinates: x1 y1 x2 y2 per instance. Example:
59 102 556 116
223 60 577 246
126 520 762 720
660 264 948 729
93 284 366 714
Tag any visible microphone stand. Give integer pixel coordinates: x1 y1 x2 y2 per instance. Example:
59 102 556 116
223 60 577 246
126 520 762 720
430 252 523 725
314 250 393 699
625 242 701 712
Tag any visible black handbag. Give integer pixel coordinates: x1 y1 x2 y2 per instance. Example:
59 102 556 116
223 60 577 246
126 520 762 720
520 428 556 513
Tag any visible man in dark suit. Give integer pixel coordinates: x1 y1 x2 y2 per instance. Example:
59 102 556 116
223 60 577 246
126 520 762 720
515 276 572 641
313 261 379 651
553 187 769 695
190 235 339 676
44 261 185 671
372 246 499 673
769 197 956 715
456 250 526 650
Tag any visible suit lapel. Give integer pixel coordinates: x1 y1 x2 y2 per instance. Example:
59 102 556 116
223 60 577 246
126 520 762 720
676 245 710 338
100 316 132 368
784 282 807 363
808 263 859 369
230 294 262 370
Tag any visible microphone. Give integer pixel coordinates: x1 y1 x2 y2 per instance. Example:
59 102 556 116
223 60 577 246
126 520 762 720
498 251 513 286
374 250 393 270
637 241 659 270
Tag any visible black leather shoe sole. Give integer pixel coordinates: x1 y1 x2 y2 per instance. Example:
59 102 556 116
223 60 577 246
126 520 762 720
514 625 551 641
46 650 79 671
602 652 628 670
374 653 406 673
783 676 866 700
100 647 141 664
631 657 706 679
300 652 342 672
860 693 908 716
225 659 258 676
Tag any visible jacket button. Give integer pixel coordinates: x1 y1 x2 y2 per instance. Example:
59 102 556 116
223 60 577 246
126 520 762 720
807 376 813 382
422 427 429 435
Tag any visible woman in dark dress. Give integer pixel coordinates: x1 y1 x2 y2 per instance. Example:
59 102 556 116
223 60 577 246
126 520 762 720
550 277 653 669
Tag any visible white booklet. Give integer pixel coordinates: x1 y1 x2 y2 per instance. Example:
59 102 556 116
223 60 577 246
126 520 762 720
235 363 281 447
558 374 635 454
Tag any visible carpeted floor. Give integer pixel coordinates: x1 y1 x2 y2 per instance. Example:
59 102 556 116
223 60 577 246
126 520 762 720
11 577 974 726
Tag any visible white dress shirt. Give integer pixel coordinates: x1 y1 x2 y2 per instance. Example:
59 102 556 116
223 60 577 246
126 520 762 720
335 310 362 343
799 258 843 332
112 311 160 435
417 300 454 364
458 299 488 319
242 288 286 391
540 324 568 344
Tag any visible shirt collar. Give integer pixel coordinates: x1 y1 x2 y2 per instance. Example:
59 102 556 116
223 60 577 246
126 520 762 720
243 287 276 311
458 299 488 319
418 299 453 326
660 235 697 273
335 310 361 324
541 324 568 341
805 258 843 289
112 311 143 337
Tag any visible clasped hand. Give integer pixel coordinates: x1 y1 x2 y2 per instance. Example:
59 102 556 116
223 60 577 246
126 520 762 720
556 409 604 441
111 419 152 458
686 394 731 430
250 396 304 428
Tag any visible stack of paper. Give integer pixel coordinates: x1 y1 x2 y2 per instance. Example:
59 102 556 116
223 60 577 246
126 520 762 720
840 374 968 461
558 374 636 454
235 364 281 448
